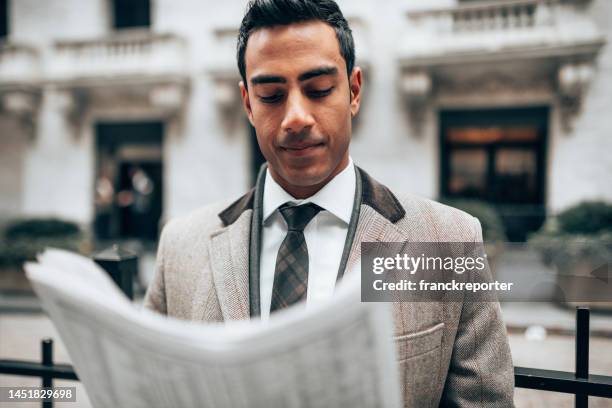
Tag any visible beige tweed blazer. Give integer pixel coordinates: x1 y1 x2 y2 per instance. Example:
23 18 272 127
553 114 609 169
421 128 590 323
144 165 514 408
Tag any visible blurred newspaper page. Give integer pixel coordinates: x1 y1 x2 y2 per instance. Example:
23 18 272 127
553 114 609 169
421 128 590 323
25 249 401 408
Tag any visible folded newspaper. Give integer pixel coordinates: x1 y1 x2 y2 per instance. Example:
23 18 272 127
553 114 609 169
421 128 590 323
25 249 401 408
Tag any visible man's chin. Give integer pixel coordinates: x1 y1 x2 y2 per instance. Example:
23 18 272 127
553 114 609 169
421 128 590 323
281 167 332 188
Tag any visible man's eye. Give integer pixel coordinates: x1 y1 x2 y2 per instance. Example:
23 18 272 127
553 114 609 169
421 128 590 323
309 87 334 98
259 94 283 104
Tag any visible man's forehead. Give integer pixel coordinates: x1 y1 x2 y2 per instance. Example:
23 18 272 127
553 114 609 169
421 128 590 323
245 20 345 79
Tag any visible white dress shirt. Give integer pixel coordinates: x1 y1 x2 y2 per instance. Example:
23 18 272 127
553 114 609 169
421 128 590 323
259 158 356 321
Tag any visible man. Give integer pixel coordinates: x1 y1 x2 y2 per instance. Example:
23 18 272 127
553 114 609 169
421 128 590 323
144 0 514 406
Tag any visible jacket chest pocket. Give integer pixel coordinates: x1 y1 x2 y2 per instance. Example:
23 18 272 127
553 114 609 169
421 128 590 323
393 322 444 408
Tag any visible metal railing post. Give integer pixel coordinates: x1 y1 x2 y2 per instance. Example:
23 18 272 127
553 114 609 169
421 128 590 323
575 307 590 408
93 245 138 300
41 338 53 408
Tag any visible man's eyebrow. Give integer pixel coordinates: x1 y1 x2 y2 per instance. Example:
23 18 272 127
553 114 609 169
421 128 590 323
298 66 338 81
249 66 338 86
250 75 287 86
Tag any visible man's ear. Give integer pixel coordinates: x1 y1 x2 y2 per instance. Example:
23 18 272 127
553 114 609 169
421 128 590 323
349 67 362 117
239 81 255 126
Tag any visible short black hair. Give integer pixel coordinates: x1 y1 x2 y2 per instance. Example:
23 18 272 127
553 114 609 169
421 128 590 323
237 0 355 87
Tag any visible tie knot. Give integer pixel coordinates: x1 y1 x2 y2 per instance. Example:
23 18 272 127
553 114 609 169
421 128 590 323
279 203 322 232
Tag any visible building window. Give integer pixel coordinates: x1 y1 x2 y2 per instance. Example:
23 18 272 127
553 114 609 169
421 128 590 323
0 0 8 40
112 0 150 30
440 107 548 241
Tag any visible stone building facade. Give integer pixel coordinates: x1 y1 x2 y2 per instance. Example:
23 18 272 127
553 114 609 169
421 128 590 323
0 0 609 242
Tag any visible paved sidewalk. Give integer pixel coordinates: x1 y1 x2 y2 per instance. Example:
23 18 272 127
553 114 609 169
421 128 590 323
2 312 612 407
503 302 612 337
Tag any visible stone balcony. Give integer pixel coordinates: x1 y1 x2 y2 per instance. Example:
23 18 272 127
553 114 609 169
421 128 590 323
398 0 607 130
49 30 189 86
399 0 606 66
45 31 190 121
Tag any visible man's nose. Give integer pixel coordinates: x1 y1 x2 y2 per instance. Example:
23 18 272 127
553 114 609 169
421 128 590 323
281 92 315 134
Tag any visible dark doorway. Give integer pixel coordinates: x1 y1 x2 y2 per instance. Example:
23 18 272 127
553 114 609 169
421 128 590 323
94 122 163 244
0 0 8 39
440 107 548 241
117 161 162 240
112 0 150 29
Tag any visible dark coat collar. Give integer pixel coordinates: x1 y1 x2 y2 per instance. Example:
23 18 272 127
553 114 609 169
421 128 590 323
218 164 405 226
358 167 406 223
218 188 255 226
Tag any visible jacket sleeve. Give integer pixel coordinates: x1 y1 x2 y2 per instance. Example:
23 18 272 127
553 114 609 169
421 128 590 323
440 217 515 407
143 223 169 315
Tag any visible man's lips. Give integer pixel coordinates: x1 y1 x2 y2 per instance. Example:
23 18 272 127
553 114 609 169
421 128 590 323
281 143 325 158
281 142 324 151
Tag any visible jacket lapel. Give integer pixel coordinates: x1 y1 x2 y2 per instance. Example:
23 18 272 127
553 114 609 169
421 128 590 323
344 168 412 275
208 212 252 321
205 164 266 321
345 205 412 277
203 185 257 322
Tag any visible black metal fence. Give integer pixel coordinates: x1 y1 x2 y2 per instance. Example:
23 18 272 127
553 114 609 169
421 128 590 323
1 249 611 407
0 247 136 408
514 307 612 407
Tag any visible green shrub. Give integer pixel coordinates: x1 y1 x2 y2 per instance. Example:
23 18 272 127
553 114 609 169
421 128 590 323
529 201 612 268
529 230 612 267
4 218 80 240
0 218 86 269
440 199 506 242
556 201 612 235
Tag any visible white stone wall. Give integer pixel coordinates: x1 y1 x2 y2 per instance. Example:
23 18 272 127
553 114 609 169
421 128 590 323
548 0 612 212
3 1 107 223
11 0 108 44
0 116 26 217
346 0 450 199
21 88 93 222
1 0 610 227
155 0 253 220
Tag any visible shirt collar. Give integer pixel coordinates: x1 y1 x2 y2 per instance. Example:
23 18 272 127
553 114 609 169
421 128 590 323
262 157 356 225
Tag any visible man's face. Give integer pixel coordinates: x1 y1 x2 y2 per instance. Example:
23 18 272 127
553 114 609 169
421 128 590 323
240 20 362 197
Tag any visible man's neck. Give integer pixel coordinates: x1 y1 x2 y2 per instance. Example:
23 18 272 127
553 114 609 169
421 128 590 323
269 156 350 199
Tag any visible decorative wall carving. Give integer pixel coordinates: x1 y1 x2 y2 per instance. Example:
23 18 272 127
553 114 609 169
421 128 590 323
400 70 431 135
557 62 595 130
0 89 40 139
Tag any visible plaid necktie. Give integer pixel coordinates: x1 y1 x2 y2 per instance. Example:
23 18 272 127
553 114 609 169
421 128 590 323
270 202 323 313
